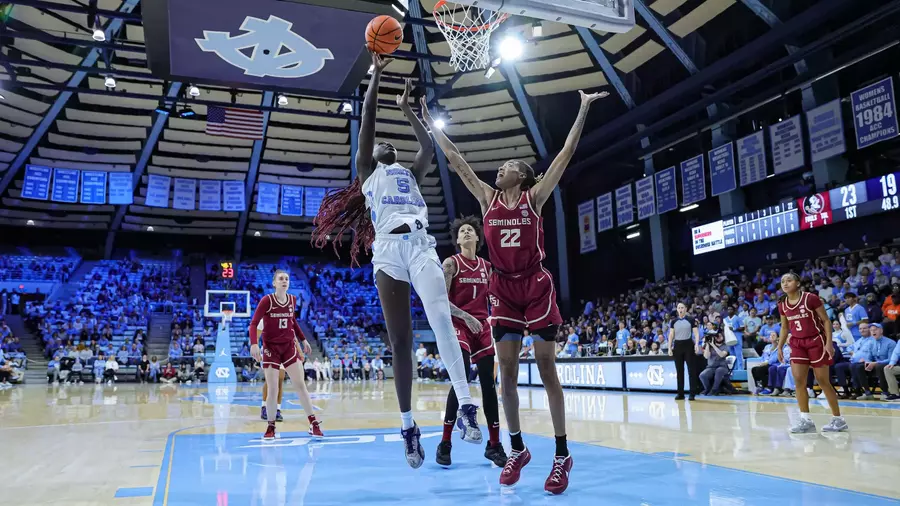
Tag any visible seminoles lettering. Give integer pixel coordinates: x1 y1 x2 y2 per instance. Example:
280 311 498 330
385 168 412 177
488 218 532 226
457 277 488 284
784 310 810 322
269 312 294 318
382 195 426 206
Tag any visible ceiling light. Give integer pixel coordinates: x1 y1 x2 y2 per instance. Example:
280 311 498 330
178 106 195 118
391 1 406 16
341 102 352 113
484 66 496 79
104 75 116 88
626 223 639 230
679 204 699 213
146 226 154 232
0 91 5 100
499 37 523 61
26 220 35 226
368 64 375 75
277 94 289 106
626 231 640 239
92 28 106 42
188 85 200 97
254 231 261 237
532 22 543 38
433 118 445 130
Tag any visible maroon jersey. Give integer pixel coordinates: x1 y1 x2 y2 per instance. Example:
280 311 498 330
249 293 305 346
483 190 545 275
448 254 491 321
778 292 826 339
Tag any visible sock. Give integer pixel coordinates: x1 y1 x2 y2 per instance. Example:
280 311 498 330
277 403 282 410
308 415 317 424
401 411 414 430
800 412 811 421
442 421 454 442
488 422 500 446
261 401 265 407
510 431 524 452
555 435 569 457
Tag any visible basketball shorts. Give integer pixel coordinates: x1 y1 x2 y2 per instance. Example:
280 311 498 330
488 267 562 331
262 340 299 370
789 335 833 368
453 318 495 362
372 230 440 284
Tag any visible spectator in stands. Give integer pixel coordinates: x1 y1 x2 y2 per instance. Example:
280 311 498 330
843 293 869 341
699 331 730 395
865 293 884 324
304 359 316 380
137 355 150 383
767 341 793 396
177 364 192 384
420 354 434 380
433 355 446 381
193 356 206 381
520 330 535 359
242 363 261 383
116 345 129 365
637 339 651 355
93 353 107 383
622 339 637 356
330 355 342 381
415 343 427 369
0 289 7 315
47 356 60 384
564 328 579 357
854 324 895 400
149 356 160 382
373 355 385 380
882 288 900 337
192 339 205 357
104 355 119 384
69 359 84 384
168 342 183 366
723 307 744 370
743 308 762 349
751 332 780 394
834 322 871 398
312 358 326 381
875 334 900 401
648 342 661 355
614 321 629 351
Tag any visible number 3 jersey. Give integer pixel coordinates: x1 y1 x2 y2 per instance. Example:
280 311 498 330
362 162 429 236
483 190 545 275
777 291 827 339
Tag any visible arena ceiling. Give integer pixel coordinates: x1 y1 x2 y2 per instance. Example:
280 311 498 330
0 0 884 255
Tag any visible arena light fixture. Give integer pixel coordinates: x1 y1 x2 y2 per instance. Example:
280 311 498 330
146 226 154 232
188 84 200 97
626 231 640 240
0 90 4 100
679 204 699 213
92 27 106 42
626 223 639 230
484 66 496 79
254 231 261 237
104 75 116 88
26 219 35 226
341 102 353 113
499 36 524 61
277 94 289 106
178 106 196 118
532 22 543 38
433 118 446 130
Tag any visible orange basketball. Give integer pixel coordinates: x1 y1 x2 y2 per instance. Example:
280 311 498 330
366 15 403 54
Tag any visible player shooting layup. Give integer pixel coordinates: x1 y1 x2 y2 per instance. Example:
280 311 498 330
423 90 606 494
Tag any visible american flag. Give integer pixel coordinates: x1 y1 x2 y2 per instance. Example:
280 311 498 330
206 106 265 140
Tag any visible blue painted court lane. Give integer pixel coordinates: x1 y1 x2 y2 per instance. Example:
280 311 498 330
153 427 897 506
115 487 154 498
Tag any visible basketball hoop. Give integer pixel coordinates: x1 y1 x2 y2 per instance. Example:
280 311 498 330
433 0 509 72
222 309 234 324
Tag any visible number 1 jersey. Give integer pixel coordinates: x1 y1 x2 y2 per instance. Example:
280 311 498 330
362 162 429 236
483 190 545 275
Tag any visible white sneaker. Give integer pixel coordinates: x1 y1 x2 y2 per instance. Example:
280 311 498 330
807 388 815 398
790 417 816 434
822 417 849 432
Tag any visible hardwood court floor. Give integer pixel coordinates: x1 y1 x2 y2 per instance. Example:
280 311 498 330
2 379 898 505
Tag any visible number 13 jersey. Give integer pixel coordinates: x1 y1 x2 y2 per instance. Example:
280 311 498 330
363 162 429 236
483 190 545 275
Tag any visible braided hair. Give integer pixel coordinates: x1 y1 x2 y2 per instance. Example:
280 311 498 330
310 179 374 267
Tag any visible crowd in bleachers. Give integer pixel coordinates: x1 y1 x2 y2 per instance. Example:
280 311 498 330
0 254 79 283
23 258 190 385
557 243 900 398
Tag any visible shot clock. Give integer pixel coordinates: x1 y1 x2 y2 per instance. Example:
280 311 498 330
219 261 235 280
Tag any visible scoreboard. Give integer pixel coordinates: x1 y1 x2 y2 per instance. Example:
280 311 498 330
692 170 899 255
219 261 235 280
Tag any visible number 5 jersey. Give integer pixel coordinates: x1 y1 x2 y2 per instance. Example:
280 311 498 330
363 162 430 236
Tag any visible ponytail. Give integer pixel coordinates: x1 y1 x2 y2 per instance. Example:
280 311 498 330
311 179 375 267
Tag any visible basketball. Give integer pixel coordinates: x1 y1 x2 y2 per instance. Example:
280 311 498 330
366 15 403 54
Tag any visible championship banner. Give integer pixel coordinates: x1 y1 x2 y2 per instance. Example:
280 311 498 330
806 99 846 163
596 192 613 232
222 180 246 211
635 175 655 220
51 168 79 203
736 131 767 186
850 76 899 150
108 173 134 205
769 116 805 174
21 165 52 201
578 200 597 254
708 142 737 196
145 174 171 208
172 178 197 210
256 182 280 214
680 155 705 205
280 185 304 216
199 180 222 211
304 187 327 216
615 184 633 227
655 166 677 214
80 171 107 205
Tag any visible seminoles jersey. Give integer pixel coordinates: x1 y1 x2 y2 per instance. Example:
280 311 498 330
362 162 429 236
483 190 544 275
778 291 826 339
448 254 491 321
255 293 299 344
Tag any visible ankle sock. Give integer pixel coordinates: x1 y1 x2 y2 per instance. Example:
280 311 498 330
442 421 454 442
555 435 568 457
510 431 524 452
400 411 415 430
488 422 500 445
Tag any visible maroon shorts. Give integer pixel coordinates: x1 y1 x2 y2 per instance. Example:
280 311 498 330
789 335 833 368
488 267 562 331
453 319 494 362
262 340 300 369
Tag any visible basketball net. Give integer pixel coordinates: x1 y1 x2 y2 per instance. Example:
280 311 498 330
433 0 509 72
222 309 234 325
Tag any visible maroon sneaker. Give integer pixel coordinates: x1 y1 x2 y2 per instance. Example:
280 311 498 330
499 447 531 487
309 420 324 439
263 424 276 441
544 455 573 495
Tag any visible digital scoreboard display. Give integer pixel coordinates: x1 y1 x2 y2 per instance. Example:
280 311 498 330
692 170 899 255
220 261 235 280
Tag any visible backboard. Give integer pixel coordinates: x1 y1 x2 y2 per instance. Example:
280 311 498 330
451 0 636 33
205 290 252 320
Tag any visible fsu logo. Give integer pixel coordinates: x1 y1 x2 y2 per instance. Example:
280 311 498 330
489 295 499 307
802 194 825 215
195 15 334 78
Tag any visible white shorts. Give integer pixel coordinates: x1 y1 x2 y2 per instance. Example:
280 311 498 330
372 230 441 284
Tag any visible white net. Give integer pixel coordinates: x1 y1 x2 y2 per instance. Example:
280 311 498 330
433 0 509 72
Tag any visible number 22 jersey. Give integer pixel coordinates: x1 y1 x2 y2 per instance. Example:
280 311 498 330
362 162 429 236
483 190 545 275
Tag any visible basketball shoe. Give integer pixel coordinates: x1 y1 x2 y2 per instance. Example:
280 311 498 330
309 417 324 438
260 406 267 420
456 404 483 443
499 447 531 487
401 422 425 469
276 409 283 422
484 442 508 467
263 423 276 441
544 455 573 495
435 440 452 467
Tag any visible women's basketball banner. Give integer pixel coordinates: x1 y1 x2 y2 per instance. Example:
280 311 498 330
108 173 133 205
769 116 805 173
172 178 197 210
222 180 245 211
736 131 767 186
145 174 171 208
615 185 633 227
198 180 222 211
596 192 613 232
635 175 655 220
256 182 279 214
850 76 898 149
806 99 846 163
654 166 677 214
708 142 737 196
578 200 597 254
680 155 705 205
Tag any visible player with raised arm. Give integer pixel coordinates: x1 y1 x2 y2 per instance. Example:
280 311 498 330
311 52 481 469
249 270 324 441
436 216 508 468
776 272 848 433
422 90 606 494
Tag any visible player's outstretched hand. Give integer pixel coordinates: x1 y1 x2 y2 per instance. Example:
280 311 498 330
464 315 482 334
251 344 262 363
370 49 393 72
579 90 609 106
419 96 433 123
397 78 412 107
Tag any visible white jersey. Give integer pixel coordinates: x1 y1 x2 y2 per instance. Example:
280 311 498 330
362 162 430 236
